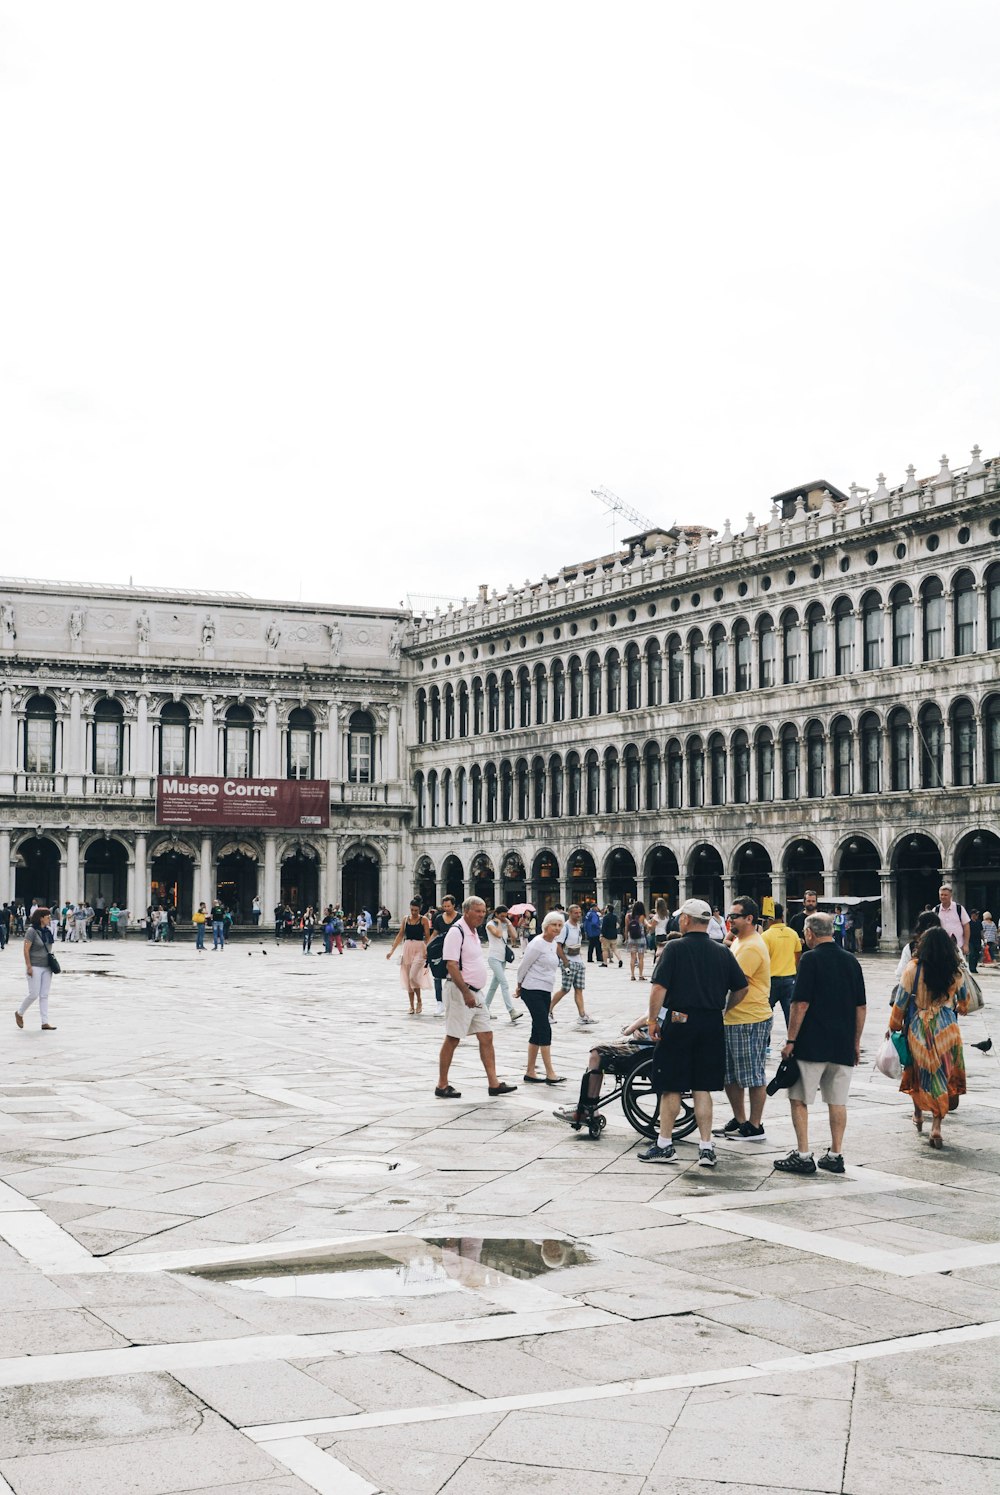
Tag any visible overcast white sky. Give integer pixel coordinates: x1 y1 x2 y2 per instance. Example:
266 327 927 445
1 2 997 612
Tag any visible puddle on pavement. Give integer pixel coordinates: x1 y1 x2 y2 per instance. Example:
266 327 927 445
188 1236 592 1302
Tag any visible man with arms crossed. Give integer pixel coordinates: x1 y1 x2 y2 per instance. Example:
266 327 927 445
774 911 867 1175
638 899 747 1168
435 897 518 1100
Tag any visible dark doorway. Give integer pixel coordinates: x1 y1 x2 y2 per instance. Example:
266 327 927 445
414 856 436 910
15 837 60 908
342 850 380 919
784 839 824 901
150 850 194 920
955 831 1000 921
644 846 679 912
469 853 495 907
84 838 128 908
732 842 772 910
281 852 319 913
565 849 597 909
500 852 524 906
837 837 881 897
605 847 638 909
893 834 942 940
689 844 723 911
441 854 465 904
531 850 560 913
216 852 258 921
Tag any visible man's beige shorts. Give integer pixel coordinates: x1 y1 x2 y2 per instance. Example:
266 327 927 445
788 1060 853 1106
444 984 492 1039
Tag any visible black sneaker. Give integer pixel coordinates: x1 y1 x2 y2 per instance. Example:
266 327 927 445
712 1117 742 1138
735 1122 767 1142
698 1146 718 1168
817 1151 845 1174
773 1150 817 1175
638 1142 678 1164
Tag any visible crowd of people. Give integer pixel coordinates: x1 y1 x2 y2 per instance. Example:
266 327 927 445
412 881 982 1173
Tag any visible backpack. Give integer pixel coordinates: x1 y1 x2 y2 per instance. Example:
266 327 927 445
627 914 642 941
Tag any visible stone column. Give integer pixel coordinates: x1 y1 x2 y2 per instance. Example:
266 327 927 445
880 871 897 949
58 851 68 911
66 831 81 903
263 834 278 915
771 872 785 913
0 689 13 794
126 855 135 919
197 835 212 910
197 697 215 775
942 720 955 787
135 694 149 778
0 829 10 903
976 583 988 652
387 704 399 780
327 838 341 912
134 833 147 915
944 591 956 659
324 701 339 783
265 698 279 778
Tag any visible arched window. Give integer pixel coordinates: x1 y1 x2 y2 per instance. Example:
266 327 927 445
921 577 945 661
566 751 582 815
159 701 190 775
287 707 314 779
348 710 374 783
709 732 727 806
549 755 563 817
782 610 801 685
223 704 252 779
831 715 852 796
429 686 441 742
889 708 911 791
585 750 600 814
953 569 976 656
644 741 661 810
806 604 827 681
486 674 499 733
755 727 774 802
551 660 566 722
805 720 825 798
443 684 455 739
499 761 512 821
833 598 854 675
456 766 468 823
667 737 683 809
534 664 548 725
604 747 619 813
531 756 546 819
780 724 800 800
569 657 584 719
918 703 944 788
732 729 750 803
605 650 621 713
24 694 56 774
517 667 531 728
623 744 641 811
458 683 469 737
625 644 642 710
485 763 498 822
416 688 427 744
427 769 439 827
501 671 515 731
667 634 684 702
710 625 728 696
645 640 662 707
989 564 1000 650
757 614 776 689
472 678 484 734
860 712 881 794
515 759 528 820
689 630 706 699
734 620 751 692
688 734 705 808
470 764 483 823
952 698 976 785
891 585 914 666
586 653 602 716
861 591 883 670
984 696 1000 784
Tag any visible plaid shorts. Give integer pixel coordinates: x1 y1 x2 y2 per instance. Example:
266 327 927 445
724 1017 772 1088
561 956 586 991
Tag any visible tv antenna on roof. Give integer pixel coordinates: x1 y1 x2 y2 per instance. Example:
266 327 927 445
591 486 658 549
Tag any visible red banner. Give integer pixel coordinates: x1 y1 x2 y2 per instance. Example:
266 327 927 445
156 776 330 829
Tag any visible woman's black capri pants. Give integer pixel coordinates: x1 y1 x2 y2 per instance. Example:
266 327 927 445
520 988 552 1046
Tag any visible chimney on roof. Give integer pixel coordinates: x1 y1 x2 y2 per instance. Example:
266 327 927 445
478 584 488 603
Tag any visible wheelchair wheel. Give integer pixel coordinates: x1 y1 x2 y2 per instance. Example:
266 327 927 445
587 1112 607 1139
621 1054 697 1141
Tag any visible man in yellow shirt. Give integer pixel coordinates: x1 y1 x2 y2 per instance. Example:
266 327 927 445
715 896 772 1143
192 902 208 953
762 902 801 1028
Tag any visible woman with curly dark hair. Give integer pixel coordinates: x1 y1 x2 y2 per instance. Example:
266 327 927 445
889 925 967 1149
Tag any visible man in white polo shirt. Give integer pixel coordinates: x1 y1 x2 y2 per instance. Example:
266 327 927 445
936 884 970 957
435 896 518 1100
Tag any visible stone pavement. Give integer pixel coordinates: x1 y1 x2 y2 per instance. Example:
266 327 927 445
0 935 999 1494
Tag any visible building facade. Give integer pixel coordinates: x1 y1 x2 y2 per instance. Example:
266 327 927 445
0 585 409 920
406 449 1000 941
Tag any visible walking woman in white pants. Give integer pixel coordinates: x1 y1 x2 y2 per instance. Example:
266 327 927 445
16 906 57 1031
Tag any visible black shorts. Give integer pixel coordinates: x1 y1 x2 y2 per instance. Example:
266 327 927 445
651 1009 725 1094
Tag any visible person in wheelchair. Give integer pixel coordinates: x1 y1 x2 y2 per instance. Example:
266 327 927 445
553 1013 656 1130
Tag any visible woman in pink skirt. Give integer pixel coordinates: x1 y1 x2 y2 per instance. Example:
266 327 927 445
386 899 432 1014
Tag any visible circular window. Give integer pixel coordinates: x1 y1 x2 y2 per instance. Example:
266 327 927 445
839 556 850 573
647 603 657 617
519 635 526 647
691 593 701 607
431 658 438 668
713 586 724 603
786 570 796 586
737 581 748 597
458 650 465 662
472 646 479 659
958 526 971 544
627 608 636 622
417 660 424 671
503 639 511 651
589 618 598 631
990 519 1000 538
866 549 878 566
609 613 617 627
553 626 561 640
488 642 496 655
444 654 450 666
570 621 579 635
926 534 940 552
535 631 544 644
762 576 772 592
810 563 821 579
895 543 907 560
670 597 680 612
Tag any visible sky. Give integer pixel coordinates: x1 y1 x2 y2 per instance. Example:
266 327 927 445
1 1 997 614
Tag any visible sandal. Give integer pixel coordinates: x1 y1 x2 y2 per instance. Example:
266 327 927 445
435 1085 462 1099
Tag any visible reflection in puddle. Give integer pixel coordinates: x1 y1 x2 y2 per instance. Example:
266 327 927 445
189 1236 592 1302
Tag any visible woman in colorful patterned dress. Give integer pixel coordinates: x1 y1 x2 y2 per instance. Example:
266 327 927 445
889 926 968 1149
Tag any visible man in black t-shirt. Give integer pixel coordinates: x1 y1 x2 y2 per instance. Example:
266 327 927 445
774 911 867 1177
637 899 747 1168
789 890 818 940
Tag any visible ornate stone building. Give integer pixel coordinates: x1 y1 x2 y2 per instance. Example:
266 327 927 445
0 584 409 919
406 448 1000 942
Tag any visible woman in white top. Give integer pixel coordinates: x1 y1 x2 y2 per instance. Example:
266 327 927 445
483 907 521 1022
894 910 942 984
982 911 997 959
515 912 567 1085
